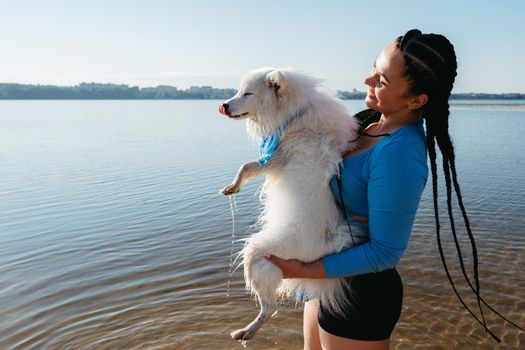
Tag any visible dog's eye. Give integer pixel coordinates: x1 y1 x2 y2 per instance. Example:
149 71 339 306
243 92 253 97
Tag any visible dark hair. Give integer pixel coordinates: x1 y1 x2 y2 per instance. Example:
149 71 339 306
395 29 522 341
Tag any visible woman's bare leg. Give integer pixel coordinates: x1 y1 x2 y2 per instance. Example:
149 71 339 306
303 299 322 350
319 327 390 350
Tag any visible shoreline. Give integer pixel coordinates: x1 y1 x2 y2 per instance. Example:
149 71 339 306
0 99 524 102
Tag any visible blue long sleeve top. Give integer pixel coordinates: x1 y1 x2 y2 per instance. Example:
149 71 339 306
323 119 428 278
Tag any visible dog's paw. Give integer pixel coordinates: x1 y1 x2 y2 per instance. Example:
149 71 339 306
220 184 240 196
230 327 256 341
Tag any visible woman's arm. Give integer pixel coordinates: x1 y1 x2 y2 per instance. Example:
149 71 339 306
323 139 428 278
268 137 428 279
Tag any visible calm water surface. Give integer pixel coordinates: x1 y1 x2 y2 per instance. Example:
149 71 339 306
0 100 524 349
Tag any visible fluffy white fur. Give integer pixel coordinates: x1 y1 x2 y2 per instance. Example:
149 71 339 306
220 68 360 341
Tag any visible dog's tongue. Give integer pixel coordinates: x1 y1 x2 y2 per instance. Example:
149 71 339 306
218 105 227 116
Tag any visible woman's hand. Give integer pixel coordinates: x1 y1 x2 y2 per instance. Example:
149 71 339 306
265 255 327 279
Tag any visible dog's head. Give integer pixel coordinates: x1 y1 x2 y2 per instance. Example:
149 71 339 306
218 68 288 119
219 68 319 133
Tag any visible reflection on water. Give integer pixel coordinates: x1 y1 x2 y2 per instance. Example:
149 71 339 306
0 100 524 349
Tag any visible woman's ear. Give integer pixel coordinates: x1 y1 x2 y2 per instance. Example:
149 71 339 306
408 93 428 110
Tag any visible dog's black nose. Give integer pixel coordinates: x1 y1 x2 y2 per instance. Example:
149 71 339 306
222 103 229 111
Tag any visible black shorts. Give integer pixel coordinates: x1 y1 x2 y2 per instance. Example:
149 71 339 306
318 268 403 341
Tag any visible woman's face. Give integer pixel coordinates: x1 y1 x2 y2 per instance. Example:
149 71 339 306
364 41 414 115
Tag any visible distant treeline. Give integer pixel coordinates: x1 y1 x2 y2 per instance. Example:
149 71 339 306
0 83 237 100
336 90 525 100
0 83 523 100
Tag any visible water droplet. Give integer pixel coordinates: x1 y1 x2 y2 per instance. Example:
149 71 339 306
227 194 238 297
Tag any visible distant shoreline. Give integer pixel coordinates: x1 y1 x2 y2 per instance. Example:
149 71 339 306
1 98 525 102
0 82 523 100
1 97 524 102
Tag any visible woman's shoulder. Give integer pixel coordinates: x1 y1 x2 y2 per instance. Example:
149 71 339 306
352 109 425 147
381 119 425 146
353 109 381 133
370 120 427 164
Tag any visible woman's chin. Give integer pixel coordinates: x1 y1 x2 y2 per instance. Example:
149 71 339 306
365 97 378 110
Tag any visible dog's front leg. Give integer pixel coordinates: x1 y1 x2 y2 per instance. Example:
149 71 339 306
220 161 268 196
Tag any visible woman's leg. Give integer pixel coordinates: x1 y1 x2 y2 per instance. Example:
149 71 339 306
319 327 390 350
316 270 402 350
303 299 322 350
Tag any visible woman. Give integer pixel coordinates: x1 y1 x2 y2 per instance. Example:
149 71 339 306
267 29 520 349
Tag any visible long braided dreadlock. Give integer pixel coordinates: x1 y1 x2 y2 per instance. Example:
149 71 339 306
394 29 523 342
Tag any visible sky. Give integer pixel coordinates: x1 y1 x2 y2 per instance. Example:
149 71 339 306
0 0 524 93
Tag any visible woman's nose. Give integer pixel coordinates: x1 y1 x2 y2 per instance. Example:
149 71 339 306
364 74 374 86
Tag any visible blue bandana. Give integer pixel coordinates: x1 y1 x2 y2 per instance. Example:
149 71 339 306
258 107 307 165
258 132 281 165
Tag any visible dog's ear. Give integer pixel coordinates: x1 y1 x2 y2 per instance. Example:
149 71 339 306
266 70 287 94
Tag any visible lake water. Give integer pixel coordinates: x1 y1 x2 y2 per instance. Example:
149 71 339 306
0 100 524 349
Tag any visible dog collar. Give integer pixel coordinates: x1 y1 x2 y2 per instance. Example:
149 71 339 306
258 106 308 165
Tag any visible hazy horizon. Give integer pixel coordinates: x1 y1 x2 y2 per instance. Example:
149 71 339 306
1 81 525 96
1 1 524 93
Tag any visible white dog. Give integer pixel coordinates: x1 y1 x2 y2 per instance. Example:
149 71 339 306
219 68 360 341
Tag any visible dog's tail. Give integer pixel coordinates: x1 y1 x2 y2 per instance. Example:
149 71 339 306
280 278 353 315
